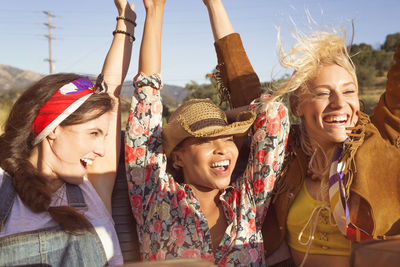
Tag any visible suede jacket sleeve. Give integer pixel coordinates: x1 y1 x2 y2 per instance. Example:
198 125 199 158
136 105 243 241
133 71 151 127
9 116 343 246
214 33 262 108
371 43 400 148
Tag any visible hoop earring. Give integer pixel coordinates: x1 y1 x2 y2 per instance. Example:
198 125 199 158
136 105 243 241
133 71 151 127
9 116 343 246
173 163 181 170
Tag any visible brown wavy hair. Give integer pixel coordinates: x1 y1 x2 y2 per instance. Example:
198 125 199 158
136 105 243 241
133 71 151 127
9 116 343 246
0 73 113 232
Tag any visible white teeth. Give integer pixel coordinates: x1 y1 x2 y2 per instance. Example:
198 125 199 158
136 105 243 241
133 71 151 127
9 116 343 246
325 115 347 123
81 158 93 165
211 160 230 168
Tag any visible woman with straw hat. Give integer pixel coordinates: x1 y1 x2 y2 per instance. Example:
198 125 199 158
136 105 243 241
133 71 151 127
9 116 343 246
124 0 289 265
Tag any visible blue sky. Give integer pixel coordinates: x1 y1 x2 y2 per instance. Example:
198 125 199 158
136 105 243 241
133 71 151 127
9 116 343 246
1 0 400 86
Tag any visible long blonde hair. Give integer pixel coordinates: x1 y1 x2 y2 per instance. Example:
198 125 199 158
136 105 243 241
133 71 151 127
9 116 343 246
270 28 358 201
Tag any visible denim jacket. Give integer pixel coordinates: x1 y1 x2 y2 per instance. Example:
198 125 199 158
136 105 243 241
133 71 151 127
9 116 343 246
0 172 108 267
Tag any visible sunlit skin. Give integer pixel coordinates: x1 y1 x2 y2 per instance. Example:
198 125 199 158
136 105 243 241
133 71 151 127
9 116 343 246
297 64 360 151
172 135 238 251
172 135 239 193
29 111 111 189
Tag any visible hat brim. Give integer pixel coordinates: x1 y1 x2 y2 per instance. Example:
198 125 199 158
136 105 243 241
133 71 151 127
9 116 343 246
162 110 256 158
182 110 256 137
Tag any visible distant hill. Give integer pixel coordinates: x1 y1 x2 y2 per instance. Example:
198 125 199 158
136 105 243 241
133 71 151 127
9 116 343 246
0 64 187 108
0 64 43 91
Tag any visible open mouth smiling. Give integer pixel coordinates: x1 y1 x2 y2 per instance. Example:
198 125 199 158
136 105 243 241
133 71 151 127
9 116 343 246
211 160 230 171
322 114 349 126
80 158 93 169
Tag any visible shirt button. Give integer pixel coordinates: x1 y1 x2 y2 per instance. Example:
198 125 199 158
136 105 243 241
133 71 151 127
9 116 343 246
288 192 294 198
279 226 283 230
321 246 329 250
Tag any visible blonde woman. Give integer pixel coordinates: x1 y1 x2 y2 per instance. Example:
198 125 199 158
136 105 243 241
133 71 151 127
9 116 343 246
203 0 400 266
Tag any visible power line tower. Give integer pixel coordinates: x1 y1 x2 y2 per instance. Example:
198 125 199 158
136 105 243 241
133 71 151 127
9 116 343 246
43 11 55 74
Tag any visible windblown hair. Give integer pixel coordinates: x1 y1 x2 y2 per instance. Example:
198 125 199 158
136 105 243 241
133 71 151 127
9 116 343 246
270 29 358 201
0 73 113 232
274 29 357 99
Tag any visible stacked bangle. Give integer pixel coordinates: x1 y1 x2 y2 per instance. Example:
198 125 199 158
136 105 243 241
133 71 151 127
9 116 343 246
113 30 135 44
116 16 137 27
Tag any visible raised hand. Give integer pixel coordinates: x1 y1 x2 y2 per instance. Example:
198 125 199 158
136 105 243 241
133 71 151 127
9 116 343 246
114 0 136 19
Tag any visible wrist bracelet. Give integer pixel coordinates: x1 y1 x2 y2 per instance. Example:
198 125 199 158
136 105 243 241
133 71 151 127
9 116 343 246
116 16 137 27
113 30 135 44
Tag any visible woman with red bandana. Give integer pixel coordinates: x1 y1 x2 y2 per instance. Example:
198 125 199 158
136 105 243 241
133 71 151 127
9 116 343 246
0 0 136 266
202 0 400 266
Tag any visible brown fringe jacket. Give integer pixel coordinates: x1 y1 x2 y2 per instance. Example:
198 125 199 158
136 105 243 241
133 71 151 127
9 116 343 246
214 33 400 259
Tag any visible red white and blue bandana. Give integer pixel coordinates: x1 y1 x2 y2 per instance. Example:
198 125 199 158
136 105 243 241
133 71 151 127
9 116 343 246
32 77 95 145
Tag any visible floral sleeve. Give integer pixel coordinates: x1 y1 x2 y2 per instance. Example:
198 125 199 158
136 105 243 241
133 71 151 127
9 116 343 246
239 94 290 220
124 73 164 225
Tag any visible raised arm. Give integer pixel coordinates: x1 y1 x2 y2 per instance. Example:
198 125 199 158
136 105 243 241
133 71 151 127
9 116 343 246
243 99 289 219
203 0 261 108
124 0 166 225
371 43 400 146
203 0 234 41
88 0 136 214
139 0 165 75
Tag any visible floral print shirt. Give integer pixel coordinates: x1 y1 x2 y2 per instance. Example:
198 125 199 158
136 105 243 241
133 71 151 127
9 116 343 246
125 73 289 266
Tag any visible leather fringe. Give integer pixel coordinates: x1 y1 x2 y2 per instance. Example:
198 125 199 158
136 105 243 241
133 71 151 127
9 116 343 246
342 112 370 199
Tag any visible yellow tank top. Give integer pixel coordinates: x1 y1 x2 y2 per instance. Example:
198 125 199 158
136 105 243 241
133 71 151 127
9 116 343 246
286 182 351 256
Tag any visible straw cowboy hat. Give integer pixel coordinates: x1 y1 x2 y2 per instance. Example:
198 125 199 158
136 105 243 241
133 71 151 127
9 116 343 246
162 98 256 158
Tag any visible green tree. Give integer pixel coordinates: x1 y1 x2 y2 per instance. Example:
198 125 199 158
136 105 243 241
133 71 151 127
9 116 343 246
374 49 393 76
381 33 400 52
356 65 376 88
162 103 171 124
350 43 375 65
350 43 376 90
184 72 229 110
